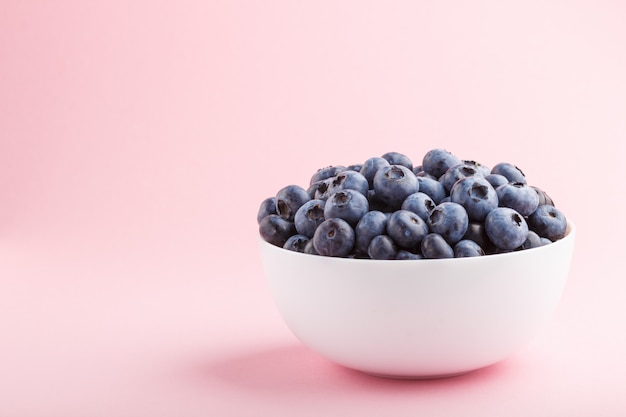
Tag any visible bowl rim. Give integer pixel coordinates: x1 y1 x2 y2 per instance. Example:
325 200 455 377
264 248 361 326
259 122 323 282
258 220 576 264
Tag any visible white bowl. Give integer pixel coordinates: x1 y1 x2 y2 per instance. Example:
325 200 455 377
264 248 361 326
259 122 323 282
259 222 576 379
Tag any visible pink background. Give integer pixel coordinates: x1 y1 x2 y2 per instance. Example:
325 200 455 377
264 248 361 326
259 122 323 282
1 1 625 416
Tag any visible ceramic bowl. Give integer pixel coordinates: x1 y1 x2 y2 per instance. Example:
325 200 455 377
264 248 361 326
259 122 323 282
259 222 575 379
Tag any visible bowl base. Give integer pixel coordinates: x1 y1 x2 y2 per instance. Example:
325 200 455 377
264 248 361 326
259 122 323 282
361 369 475 380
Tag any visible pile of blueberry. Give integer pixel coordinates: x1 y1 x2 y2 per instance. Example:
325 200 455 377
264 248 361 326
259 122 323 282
257 149 568 259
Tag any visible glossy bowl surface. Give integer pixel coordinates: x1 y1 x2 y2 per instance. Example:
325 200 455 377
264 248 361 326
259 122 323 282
259 222 575 379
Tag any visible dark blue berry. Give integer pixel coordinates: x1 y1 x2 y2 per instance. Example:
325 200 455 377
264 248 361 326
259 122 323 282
416 176 447 204
259 214 296 247
401 192 436 222
355 210 388 254
360 157 390 188
283 235 310 252
531 186 555 206
496 182 539 216
484 207 529 251
484 174 509 189
387 209 429 250
382 151 413 170
441 164 481 193
491 162 527 184
521 231 545 250
368 234 398 260
422 149 462 178
324 189 369 227
396 250 423 260
527 205 567 241
463 222 493 253
294 199 326 238
310 166 346 185
427 202 469 244
450 176 498 222
312 218 355 257
326 170 369 197
454 239 485 257
373 165 419 209
421 233 454 259
257 197 277 224
276 185 311 221
462 160 491 176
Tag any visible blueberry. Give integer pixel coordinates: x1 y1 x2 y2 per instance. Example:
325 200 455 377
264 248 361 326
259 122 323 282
304 239 319 255
360 157 390 188
491 162 527 185
259 214 296 247
427 202 469 244
396 250 423 260
422 149 462 178
450 176 498 222
527 205 567 241
462 160 491 177
521 231 545 250
454 239 485 257
387 209 429 250
531 186 555 206
373 165 419 209
484 207 529 251
355 210 388 254
416 176 447 204
421 233 454 259
484 174 509 189
276 185 311 221
324 189 369 227
326 170 369 197
257 197 277 224
346 164 363 172
368 235 398 260
496 182 539 216
312 218 355 257
382 151 413 170
463 222 493 253
313 179 333 201
283 235 310 252
310 166 346 185
294 199 326 238
441 163 482 193
366 189 394 213
401 192 436 222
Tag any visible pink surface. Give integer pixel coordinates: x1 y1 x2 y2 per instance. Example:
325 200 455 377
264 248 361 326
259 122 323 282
1 1 625 416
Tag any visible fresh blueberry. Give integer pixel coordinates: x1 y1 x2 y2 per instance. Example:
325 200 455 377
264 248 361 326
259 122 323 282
427 202 469 244
373 165 419 209
257 197 277 224
368 234 398 260
324 189 369 227
346 164 363 172
360 157 390 188
421 233 454 259
401 192 436 222
491 162 527 184
416 176 447 204
387 209 429 250
540 237 552 245
439 196 451 203
441 163 482 193
463 222 493 253
310 166 346 185
313 179 333 201
521 231 545 250
283 234 310 252
396 250 423 260
304 239 319 255
496 182 539 216
366 189 394 213
259 214 296 247
412 165 424 175
294 199 326 238
275 185 311 221
484 207 529 251
422 149 462 178
355 210 388 254
449 176 498 222
454 239 485 257
326 170 369 197
484 174 509 189
382 151 413 170
527 205 567 241
463 160 491 177
312 218 355 257
531 186 555 206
